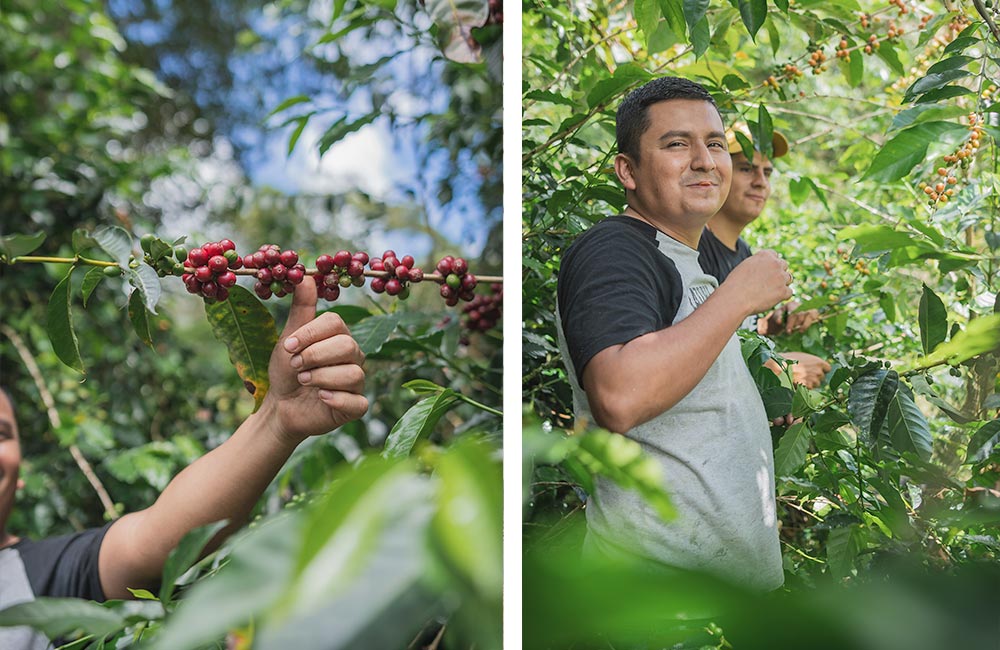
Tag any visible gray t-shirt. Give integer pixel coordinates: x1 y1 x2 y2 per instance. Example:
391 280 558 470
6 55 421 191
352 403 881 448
556 217 784 591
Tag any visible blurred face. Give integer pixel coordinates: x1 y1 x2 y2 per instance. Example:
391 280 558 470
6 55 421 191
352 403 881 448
719 151 773 225
0 391 22 540
615 99 732 244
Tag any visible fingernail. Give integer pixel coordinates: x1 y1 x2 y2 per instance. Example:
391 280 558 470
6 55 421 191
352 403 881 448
283 336 299 353
297 371 311 384
290 354 303 369
318 389 334 400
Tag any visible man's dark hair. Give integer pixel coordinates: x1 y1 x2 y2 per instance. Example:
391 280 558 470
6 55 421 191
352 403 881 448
616 77 721 161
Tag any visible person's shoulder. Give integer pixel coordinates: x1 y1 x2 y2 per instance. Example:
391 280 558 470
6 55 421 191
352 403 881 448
564 216 658 260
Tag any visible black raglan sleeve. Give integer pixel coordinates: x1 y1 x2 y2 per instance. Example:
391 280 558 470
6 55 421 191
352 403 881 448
18 523 111 601
557 220 683 384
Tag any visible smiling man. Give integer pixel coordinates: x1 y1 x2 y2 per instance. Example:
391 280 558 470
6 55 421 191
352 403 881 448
0 280 368 650
556 77 794 590
698 125 831 389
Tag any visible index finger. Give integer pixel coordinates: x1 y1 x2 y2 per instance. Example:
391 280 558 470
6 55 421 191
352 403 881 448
282 311 351 354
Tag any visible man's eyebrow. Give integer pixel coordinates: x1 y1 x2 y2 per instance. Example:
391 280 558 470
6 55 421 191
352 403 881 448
656 130 727 142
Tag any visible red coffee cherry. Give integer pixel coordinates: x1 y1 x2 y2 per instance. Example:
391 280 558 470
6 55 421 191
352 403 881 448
452 257 469 275
208 255 229 273
409 268 424 283
352 251 370 264
220 239 236 252
280 250 299 267
371 277 386 293
385 278 402 295
188 248 208 266
333 250 352 267
316 255 335 274
195 266 213 282
401 255 415 268
395 265 410 281
436 256 454 275
347 260 365 277
218 271 238 288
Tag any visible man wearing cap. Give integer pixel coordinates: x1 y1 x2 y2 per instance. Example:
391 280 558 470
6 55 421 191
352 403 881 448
698 126 831 389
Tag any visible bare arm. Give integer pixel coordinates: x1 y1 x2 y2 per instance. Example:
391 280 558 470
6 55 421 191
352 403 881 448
583 250 793 434
98 279 368 599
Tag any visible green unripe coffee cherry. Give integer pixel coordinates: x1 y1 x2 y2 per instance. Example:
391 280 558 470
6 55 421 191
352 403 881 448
224 249 240 264
351 275 364 287
103 265 123 277
140 233 155 254
174 246 188 262
128 258 140 269
399 285 410 300
338 274 352 288
446 273 461 289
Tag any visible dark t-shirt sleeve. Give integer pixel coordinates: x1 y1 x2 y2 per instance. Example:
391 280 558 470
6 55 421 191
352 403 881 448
558 217 683 383
16 523 111 601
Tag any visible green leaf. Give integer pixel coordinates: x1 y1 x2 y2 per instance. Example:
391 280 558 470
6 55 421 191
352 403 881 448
903 69 971 103
690 16 710 58
826 525 864 579
287 115 311 156
891 104 967 131
774 422 811 476
657 0 687 38
966 419 1000 463
913 313 1000 369
318 112 379 157
875 41 904 76
943 36 980 55
918 284 948 355
0 231 45 259
861 121 968 183
72 229 98 254
46 270 84 373
737 0 767 40
909 374 975 424
159 520 229 605
81 267 105 307
838 224 933 254
885 385 932 460
755 104 774 159
760 386 794 420
574 429 675 521
585 64 649 109
351 313 401 356
93 225 133 266
204 285 278 411
848 369 899 447
924 54 974 75
128 289 153 348
0 597 124 639
634 0 663 47
813 408 851 433
914 85 975 104
267 95 310 118
682 0 710 30
325 304 373 325
382 390 459 458
124 263 162 314
431 439 502 601
844 48 863 88
402 379 448 395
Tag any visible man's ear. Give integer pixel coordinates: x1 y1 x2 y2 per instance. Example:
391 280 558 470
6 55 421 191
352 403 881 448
614 153 638 191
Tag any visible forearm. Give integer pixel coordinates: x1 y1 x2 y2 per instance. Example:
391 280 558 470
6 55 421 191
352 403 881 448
99 401 299 597
583 285 751 433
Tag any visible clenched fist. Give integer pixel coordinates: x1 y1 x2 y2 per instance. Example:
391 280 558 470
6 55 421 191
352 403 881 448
722 250 794 317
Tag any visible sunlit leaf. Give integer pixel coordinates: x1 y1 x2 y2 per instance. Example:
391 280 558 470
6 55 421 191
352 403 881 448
575 429 675 521
913 314 1000 369
124 262 162 314
351 313 401 356
861 121 967 182
383 390 459 458
93 225 133 266
204 285 277 410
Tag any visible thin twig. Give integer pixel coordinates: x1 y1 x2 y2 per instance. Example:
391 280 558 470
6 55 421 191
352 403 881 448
0 324 119 521
427 623 447 650
972 0 1000 47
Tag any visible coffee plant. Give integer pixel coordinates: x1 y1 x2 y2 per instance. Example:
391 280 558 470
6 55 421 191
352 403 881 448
0 0 501 648
524 0 1000 647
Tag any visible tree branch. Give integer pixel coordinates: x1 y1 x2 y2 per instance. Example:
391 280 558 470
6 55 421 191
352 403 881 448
0 323 119 522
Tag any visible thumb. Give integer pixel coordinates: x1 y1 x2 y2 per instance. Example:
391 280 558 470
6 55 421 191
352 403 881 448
280 278 318 340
